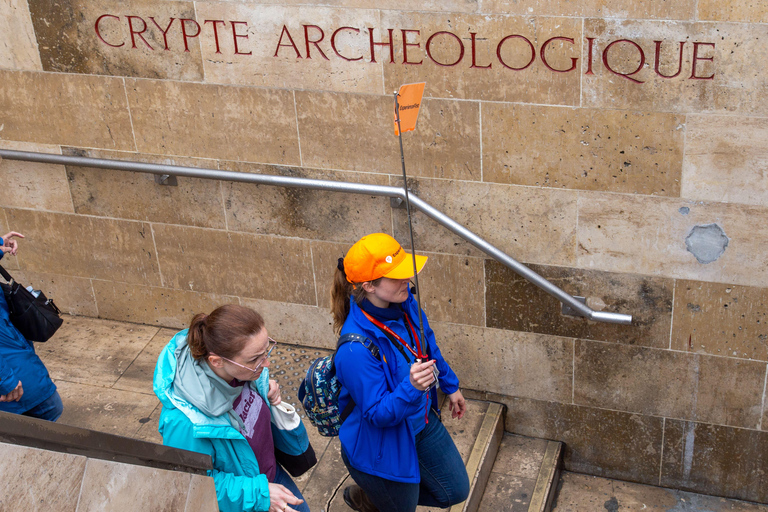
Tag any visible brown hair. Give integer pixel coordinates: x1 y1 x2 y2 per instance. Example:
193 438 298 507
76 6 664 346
330 266 380 334
187 305 265 360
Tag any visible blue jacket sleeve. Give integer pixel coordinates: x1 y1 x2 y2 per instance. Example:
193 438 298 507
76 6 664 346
0 237 4 261
161 413 271 512
0 356 19 395
336 340 425 429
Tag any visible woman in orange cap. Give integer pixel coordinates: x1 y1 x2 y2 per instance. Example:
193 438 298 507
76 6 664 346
331 233 469 512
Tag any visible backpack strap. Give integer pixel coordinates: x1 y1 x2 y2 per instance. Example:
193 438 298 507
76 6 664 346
335 333 380 423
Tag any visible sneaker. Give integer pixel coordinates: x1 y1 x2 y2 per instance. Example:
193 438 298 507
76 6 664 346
343 484 380 512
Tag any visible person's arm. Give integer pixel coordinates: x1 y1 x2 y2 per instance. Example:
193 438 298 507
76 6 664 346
335 341 425 429
161 413 271 512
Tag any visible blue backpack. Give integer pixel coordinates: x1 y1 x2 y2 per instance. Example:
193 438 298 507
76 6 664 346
298 333 380 437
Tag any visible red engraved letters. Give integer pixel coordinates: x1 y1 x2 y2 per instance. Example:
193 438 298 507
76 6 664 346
92 15 717 82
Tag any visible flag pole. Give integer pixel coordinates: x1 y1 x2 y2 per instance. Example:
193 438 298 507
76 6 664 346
394 90 428 360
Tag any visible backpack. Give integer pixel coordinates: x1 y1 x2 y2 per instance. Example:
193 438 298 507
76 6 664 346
298 333 380 437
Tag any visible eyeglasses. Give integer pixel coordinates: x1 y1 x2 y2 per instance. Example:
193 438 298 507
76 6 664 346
218 338 277 377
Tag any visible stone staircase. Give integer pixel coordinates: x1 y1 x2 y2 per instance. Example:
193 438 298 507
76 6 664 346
16 315 565 512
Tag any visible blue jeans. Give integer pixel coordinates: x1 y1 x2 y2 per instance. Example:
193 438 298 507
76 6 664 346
274 464 311 512
342 409 470 512
22 390 63 422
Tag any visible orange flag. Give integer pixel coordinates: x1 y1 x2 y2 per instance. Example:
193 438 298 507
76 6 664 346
394 82 425 136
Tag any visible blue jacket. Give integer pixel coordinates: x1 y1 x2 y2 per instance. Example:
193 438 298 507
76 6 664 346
0 247 56 413
154 330 309 512
335 290 460 483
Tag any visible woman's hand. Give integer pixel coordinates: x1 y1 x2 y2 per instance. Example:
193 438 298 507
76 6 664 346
0 231 24 256
448 390 466 419
0 381 23 402
409 360 436 391
267 379 282 405
268 482 304 512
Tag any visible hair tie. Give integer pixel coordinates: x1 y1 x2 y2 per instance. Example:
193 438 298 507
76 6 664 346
337 257 345 272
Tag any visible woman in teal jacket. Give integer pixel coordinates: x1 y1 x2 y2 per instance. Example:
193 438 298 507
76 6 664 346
153 304 310 512
331 233 469 512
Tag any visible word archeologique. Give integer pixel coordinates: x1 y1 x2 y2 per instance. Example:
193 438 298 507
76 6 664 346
94 15 718 84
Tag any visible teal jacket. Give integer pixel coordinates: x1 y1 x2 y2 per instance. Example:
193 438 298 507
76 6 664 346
153 330 308 512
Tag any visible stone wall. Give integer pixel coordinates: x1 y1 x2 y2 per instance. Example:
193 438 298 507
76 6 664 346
2 0 768 502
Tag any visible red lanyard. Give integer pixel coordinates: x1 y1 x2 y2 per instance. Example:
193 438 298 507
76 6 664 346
361 310 427 360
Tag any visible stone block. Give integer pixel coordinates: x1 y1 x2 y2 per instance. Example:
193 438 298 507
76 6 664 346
5 208 161 285
583 20 768 116
0 0 42 71
682 115 768 207
77 459 190 511
28 0 204 80
485 261 673 348
38 315 159 387
55 380 161 437
195 2 383 94
296 91 480 180
152 223 316 305
478 0 695 18
220 161 391 243
470 392 664 485
0 70 134 149
381 12 581 105
661 419 768 503
432 322 573 402
240 298 336 350
125 78 300 164
698 1 768 23
310 239 353 311
416 253 485 326
672 280 768 360
0 442 86 512
64 147 225 229
482 103 684 196
574 339 766 429
12 270 98 317
93 280 239 329
186 474 218 512
114 327 177 395
577 192 768 288
391 177 578 267
0 141 73 212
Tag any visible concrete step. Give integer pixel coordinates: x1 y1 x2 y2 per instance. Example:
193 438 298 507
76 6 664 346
476 434 563 512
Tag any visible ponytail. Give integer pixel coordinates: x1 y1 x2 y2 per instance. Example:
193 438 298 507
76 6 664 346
186 305 265 360
187 313 210 360
330 258 381 334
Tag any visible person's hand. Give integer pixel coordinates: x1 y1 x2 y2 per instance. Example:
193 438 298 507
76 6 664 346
409 360 436 391
0 381 23 402
0 231 24 256
267 379 282 405
268 482 304 512
447 390 466 419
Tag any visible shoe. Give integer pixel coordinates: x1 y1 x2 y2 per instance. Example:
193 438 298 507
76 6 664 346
343 484 380 512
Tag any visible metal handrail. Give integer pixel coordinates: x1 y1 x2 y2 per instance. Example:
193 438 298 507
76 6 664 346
0 149 632 325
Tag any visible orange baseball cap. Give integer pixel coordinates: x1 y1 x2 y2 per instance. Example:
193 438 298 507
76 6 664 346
343 233 427 283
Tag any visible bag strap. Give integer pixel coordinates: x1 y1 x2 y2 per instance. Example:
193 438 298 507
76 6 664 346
335 333 381 424
0 264 14 284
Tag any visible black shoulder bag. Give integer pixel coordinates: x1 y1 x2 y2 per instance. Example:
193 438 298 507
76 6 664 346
0 264 63 342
